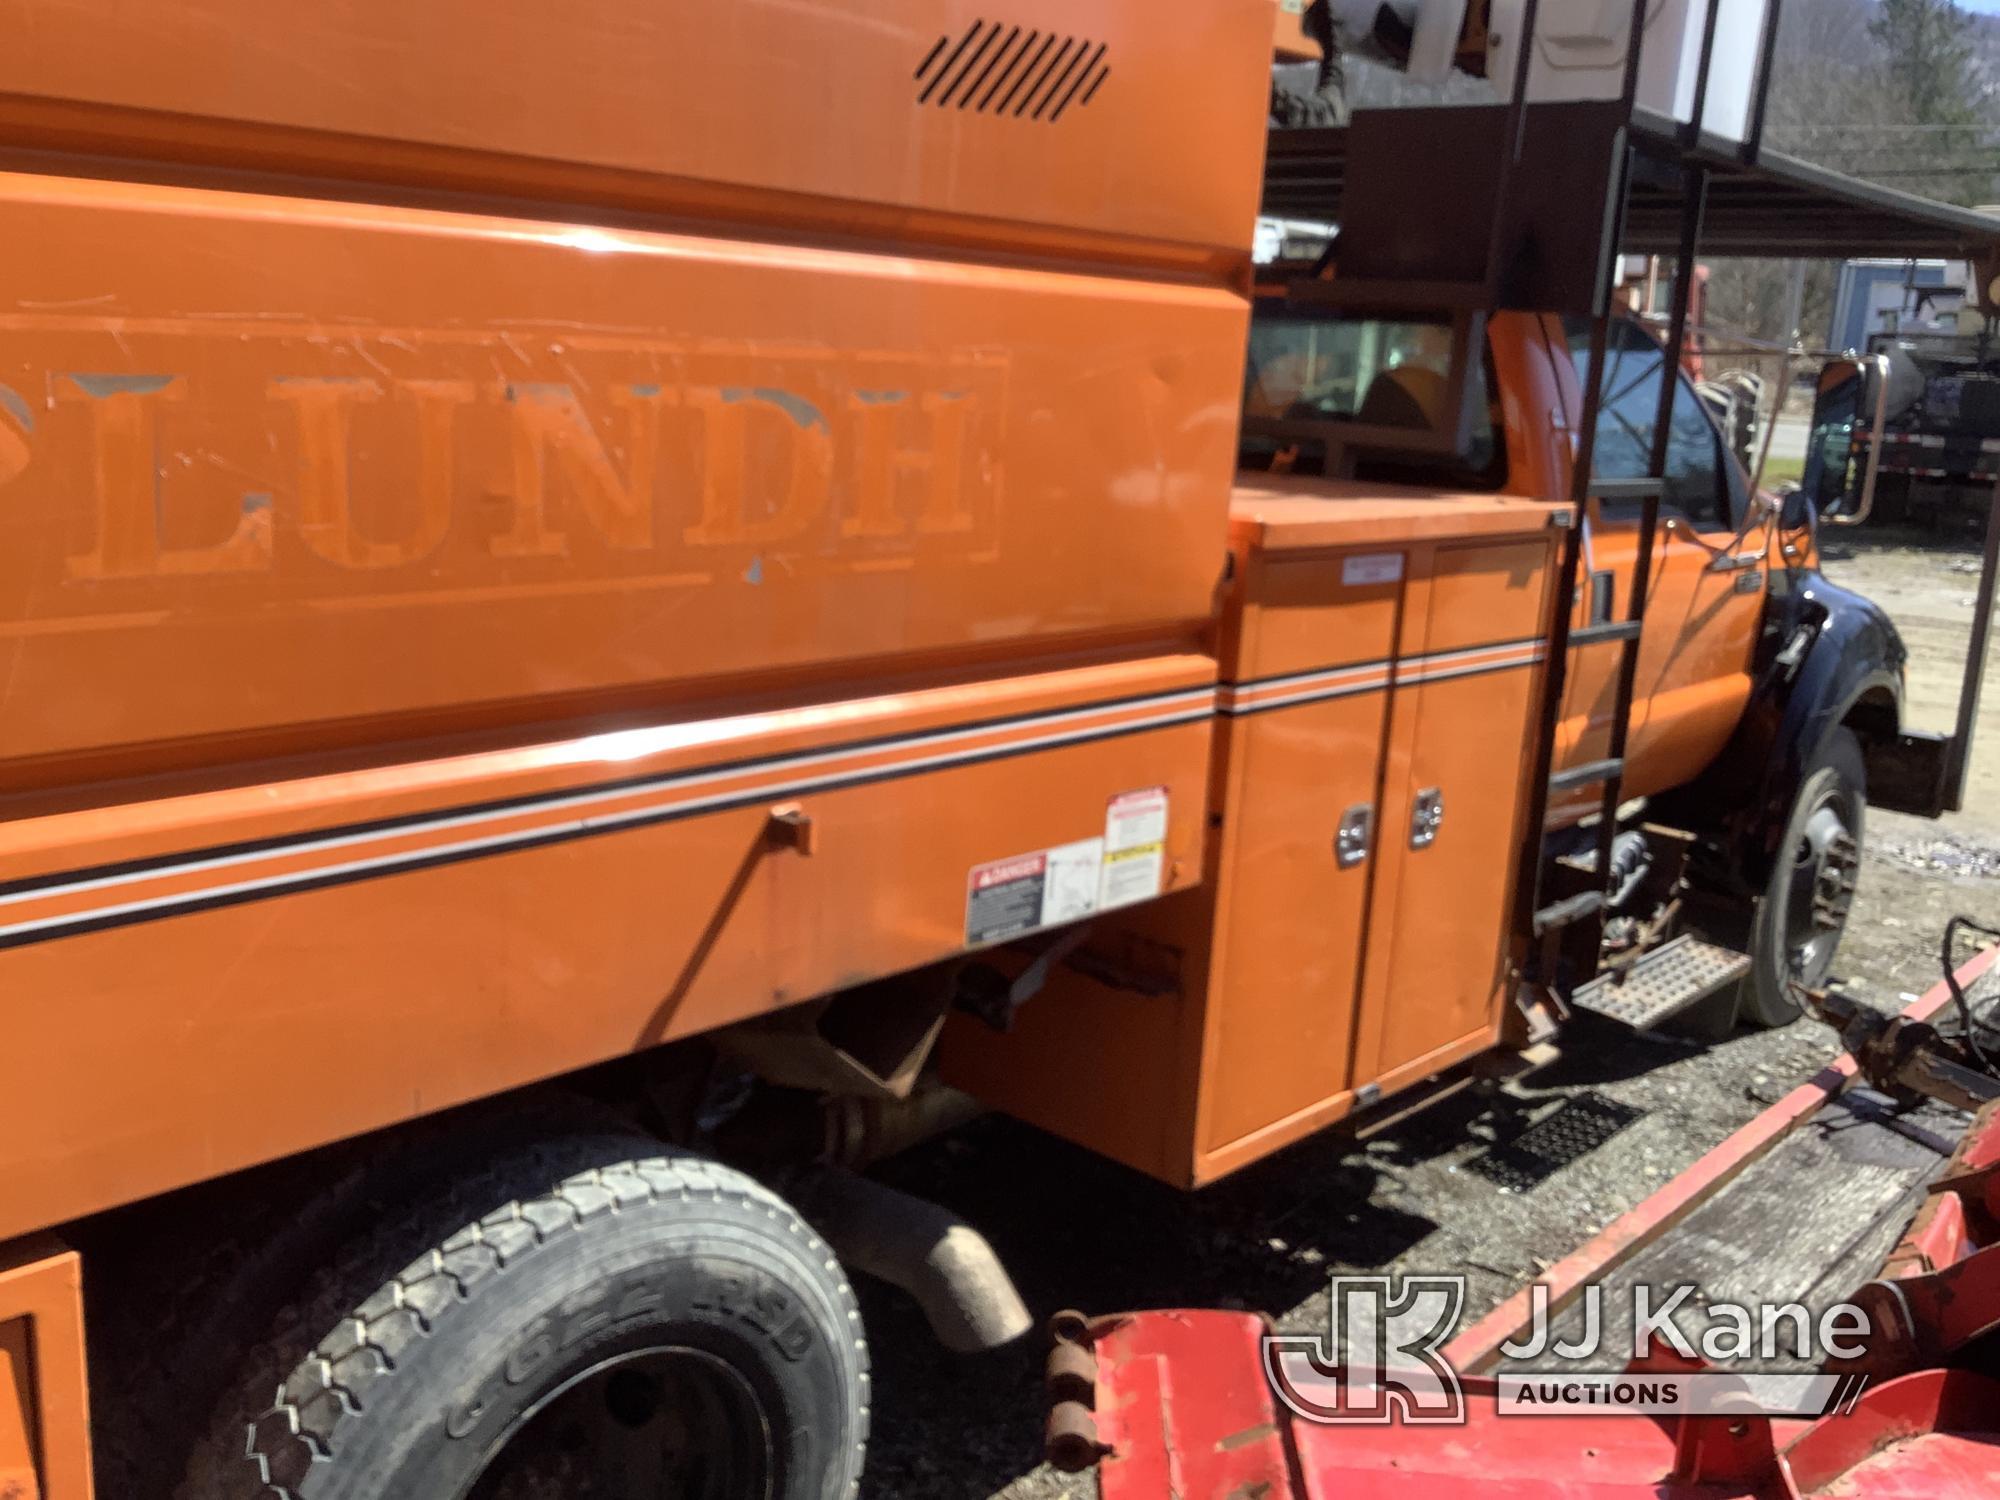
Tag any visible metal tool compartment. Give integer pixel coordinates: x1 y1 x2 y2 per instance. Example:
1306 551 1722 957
1351 532 1559 1093
939 483 1563 1186
1199 488 1563 1181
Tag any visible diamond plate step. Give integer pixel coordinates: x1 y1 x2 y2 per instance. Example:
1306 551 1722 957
1571 934 1751 1029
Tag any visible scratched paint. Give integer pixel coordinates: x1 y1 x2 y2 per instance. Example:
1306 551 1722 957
0 383 33 430
720 386 828 433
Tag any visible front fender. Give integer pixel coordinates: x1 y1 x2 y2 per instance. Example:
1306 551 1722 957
1661 569 1904 892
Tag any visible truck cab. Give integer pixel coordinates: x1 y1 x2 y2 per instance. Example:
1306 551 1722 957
1230 287 1903 1028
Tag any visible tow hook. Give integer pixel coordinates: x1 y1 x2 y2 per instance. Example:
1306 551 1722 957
1045 1310 1115 1471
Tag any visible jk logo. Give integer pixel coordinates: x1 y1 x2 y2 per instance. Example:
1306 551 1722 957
1263 1274 1467 1424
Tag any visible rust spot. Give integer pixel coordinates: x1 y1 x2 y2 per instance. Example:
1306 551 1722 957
1216 1420 1278 1453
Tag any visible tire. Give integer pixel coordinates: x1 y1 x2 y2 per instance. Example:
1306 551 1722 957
175 1139 868 1500
1741 727 1866 1028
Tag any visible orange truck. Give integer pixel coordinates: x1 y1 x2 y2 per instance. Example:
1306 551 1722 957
1 4 1996 1498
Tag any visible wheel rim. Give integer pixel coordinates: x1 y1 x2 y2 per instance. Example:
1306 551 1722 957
1780 794 1861 986
463 1344 773 1500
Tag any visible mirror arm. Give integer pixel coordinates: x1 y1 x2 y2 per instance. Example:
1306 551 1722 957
1667 493 1778 572
1827 353 1893 528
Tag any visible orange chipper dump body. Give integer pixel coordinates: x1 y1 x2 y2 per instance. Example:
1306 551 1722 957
0 1 1270 1239
0 5 1278 1488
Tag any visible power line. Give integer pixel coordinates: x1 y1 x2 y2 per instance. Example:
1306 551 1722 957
1774 122 2000 133
1824 164 2000 176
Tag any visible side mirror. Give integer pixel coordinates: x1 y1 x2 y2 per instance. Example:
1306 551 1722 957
1806 353 1908 529
1797 359 1865 523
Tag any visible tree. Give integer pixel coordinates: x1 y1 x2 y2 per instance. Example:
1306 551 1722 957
1871 0 1981 128
1864 0 1995 204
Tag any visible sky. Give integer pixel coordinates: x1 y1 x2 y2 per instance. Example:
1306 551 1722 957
1964 0 2000 13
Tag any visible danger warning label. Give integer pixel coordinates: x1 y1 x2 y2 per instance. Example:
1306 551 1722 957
964 852 1049 946
963 788 1170 946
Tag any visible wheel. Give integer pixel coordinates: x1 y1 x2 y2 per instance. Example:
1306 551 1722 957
1741 728 1865 1027
175 1139 868 1500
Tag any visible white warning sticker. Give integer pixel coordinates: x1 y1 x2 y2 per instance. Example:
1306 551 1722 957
1105 786 1169 853
1042 837 1107 926
1100 845 1165 909
1101 786 1167 910
1342 552 1404 587
964 789 1170 945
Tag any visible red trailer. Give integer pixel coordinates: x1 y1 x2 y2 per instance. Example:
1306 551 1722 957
1044 942 2000 1499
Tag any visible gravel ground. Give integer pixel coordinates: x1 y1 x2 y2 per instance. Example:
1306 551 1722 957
856 527 2000 1499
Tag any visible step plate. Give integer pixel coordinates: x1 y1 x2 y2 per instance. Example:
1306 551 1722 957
1572 935 1752 1029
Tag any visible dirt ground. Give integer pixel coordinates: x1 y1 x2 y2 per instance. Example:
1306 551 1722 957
857 526 2000 1499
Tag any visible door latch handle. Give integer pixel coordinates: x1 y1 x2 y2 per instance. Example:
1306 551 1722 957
1410 788 1444 849
1335 804 1373 868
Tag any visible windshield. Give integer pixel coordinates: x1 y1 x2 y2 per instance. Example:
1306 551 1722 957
1240 308 1502 487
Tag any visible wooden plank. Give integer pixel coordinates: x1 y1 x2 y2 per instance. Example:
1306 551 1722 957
1446 943 1999 1372
1530 1091 1965 1370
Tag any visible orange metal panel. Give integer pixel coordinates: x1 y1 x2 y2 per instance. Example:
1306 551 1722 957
1194 1023 1501 1187
0 655 1215 885
1535 318 1764 815
0 1318 35 1500
938 888 1213 1182
0 170 1249 789
1419 537 1552 654
1353 538 1556 1085
1224 549 1403 680
0 662 1212 1241
0 2 1272 268
0 1243 91 1500
1551 499 1762 818
942 497 1562 1187
1230 479 1565 550
1196 689 1389 1155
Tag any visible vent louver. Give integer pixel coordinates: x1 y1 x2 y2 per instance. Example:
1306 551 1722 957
914 22 1110 121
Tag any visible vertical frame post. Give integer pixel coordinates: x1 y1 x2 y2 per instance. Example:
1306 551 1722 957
1512 0 1650 979
1943 471 2000 811
1590 159 1709 876
1746 0 1788 159
1684 0 1725 144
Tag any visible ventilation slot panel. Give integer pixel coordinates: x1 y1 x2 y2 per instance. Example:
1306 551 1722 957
914 21 1111 120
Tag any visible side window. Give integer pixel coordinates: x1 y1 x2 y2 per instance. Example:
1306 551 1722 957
1564 318 1730 528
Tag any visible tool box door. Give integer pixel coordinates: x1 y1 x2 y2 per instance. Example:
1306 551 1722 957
1355 537 1553 1085
1199 686 1391 1155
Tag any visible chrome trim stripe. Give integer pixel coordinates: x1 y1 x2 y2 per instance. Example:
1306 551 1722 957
1222 637 1546 717
0 687 1215 946
1395 641 1546 684
1220 671 1392 715
1219 661 1390 713
4 631 1553 945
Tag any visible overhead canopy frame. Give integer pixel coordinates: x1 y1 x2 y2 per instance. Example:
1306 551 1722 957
1262 107 2000 266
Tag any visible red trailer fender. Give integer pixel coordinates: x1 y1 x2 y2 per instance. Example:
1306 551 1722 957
1047 944 2000 1500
